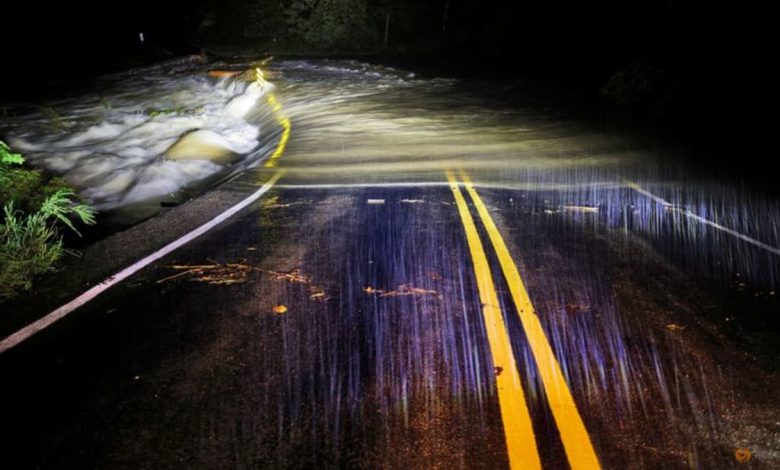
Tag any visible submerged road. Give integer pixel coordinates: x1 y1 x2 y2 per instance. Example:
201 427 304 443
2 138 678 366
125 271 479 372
1 60 779 469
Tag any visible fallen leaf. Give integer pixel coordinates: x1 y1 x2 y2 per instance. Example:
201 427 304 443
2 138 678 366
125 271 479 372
272 305 288 314
666 323 686 332
734 448 752 464
495 366 504 376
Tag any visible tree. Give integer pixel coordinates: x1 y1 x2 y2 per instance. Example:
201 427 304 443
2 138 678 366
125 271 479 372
285 0 375 49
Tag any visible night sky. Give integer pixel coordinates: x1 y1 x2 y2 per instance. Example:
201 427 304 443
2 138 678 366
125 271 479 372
4 1 770 70
2 0 773 167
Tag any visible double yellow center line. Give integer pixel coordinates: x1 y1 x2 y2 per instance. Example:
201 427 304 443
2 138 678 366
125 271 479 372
252 66 291 169
447 171 600 470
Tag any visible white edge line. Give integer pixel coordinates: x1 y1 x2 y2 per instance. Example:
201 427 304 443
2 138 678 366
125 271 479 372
0 171 285 354
626 180 780 256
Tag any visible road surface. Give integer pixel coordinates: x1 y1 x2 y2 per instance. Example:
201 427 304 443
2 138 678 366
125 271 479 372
0 60 778 469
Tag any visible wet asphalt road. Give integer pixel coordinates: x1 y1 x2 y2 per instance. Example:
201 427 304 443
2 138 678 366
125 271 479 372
1 179 779 469
1 60 779 469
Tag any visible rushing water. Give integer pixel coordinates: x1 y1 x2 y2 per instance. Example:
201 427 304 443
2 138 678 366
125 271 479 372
1 57 778 290
1 57 280 213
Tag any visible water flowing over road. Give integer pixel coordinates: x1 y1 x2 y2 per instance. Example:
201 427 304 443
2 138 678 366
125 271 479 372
1 59 778 469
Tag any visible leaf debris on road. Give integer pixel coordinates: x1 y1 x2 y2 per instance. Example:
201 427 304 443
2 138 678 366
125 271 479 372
157 264 329 300
272 305 288 314
157 261 256 285
363 284 437 297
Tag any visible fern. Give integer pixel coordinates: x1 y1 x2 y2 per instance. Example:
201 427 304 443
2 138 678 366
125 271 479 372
0 141 97 300
0 141 24 165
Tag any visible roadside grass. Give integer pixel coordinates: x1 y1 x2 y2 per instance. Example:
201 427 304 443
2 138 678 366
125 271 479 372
0 141 96 300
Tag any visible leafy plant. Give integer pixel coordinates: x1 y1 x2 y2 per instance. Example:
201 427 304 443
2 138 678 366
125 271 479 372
0 141 96 300
0 203 62 299
38 188 96 236
285 0 374 49
1 141 24 165
40 105 66 131
0 149 70 214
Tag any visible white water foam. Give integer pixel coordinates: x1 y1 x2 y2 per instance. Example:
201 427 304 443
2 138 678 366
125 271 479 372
4 70 271 210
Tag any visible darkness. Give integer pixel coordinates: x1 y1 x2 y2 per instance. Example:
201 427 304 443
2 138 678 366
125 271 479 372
1 0 775 172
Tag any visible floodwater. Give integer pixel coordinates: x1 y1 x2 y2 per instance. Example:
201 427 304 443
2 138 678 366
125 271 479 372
1 58 277 212
1 58 778 469
3 58 778 289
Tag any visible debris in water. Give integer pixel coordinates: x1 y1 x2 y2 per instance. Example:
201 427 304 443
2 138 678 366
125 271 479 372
207 70 241 79
272 305 288 314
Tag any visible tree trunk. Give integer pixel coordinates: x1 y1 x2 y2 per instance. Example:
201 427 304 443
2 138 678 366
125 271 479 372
384 12 391 46
442 0 451 33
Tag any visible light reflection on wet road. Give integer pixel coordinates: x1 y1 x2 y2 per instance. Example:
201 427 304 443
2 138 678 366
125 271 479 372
0 60 778 469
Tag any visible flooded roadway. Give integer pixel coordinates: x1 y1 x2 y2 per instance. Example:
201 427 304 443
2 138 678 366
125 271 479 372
0 59 778 469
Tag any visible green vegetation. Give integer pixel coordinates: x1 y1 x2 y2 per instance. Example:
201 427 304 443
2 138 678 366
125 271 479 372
600 60 679 117
0 141 96 300
284 0 374 49
145 106 187 117
40 105 66 131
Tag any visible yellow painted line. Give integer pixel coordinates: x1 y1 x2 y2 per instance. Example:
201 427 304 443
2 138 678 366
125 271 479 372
264 93 291 168
250 66 291 169
460 171 600 470
447 171 541 470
